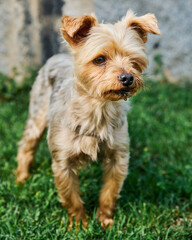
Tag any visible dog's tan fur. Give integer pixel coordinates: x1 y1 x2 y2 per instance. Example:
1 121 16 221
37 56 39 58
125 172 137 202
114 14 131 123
16 10 160 229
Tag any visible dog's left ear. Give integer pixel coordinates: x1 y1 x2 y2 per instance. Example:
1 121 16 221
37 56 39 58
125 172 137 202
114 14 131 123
123 10 161 42
61 15 97 47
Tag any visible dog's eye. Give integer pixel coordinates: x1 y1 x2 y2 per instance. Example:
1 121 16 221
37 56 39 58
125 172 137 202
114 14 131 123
132 62 142 72
93 56 106 65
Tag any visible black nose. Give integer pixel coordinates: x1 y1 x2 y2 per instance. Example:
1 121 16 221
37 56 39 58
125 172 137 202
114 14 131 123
118 73 134 87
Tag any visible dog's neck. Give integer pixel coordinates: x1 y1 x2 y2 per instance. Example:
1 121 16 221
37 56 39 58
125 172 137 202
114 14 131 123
69 83 128 142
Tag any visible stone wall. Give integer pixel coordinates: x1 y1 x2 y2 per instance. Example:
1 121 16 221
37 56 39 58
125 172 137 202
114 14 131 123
0 0 63 82
0 0 42 82
39 0 63 62
0 0 191 82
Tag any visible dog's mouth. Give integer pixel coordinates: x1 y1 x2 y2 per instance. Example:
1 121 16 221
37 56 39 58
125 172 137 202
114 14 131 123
104 88 130 97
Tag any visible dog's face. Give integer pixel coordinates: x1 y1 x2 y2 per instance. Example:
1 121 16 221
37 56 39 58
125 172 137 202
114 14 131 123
61 10 160 101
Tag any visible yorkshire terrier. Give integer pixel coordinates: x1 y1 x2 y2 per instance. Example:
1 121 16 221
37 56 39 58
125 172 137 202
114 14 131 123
16 10 160 229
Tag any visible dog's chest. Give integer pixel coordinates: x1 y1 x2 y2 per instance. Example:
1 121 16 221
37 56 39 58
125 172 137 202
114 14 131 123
75 135 101 161
70 100 126 140
58 98 128 161
73 121 122 161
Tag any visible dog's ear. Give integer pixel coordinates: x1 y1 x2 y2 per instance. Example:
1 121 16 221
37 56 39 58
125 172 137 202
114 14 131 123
123 10 161 42
61 15 97 47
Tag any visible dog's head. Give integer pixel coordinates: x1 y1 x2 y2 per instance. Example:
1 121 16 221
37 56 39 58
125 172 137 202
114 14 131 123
61 10 160 101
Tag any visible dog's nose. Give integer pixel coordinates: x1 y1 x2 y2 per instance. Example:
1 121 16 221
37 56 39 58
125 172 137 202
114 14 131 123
118 73 134 87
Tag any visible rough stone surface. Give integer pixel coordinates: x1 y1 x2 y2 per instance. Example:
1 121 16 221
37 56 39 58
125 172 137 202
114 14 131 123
0 0 42 81
39 0 63 62
0 0 63 81
0 0 191 82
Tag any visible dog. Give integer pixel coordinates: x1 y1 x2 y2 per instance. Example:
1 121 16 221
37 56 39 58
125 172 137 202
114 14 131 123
16 10 160 229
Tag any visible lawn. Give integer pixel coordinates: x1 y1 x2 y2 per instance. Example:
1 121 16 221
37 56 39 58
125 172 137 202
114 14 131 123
0 72 192 239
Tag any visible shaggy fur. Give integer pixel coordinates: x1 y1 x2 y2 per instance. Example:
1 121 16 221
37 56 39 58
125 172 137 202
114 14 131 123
16 10 160 229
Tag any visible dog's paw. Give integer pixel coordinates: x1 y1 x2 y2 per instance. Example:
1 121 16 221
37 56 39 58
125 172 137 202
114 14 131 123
15 171 29 185
97 211 113 229
68 215 88 230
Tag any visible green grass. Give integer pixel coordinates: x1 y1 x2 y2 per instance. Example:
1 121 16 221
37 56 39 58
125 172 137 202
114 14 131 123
0 74 192 240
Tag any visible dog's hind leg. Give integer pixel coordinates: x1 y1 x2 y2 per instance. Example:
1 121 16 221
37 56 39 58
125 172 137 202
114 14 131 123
16 68 52 184
16 109 48 183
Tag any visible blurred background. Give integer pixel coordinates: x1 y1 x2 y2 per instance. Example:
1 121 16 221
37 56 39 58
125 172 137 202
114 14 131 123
0 0 192 83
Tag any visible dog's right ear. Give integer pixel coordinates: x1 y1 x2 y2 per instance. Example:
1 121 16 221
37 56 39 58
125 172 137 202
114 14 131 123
61 15 97 47
122 10 161 43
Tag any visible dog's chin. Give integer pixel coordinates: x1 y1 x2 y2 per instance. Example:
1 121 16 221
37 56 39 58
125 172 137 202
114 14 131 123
102 88 136 101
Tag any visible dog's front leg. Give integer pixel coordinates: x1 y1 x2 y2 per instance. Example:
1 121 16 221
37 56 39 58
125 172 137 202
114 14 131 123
52 160 87 229
97 145 129 228
48 125 88 229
